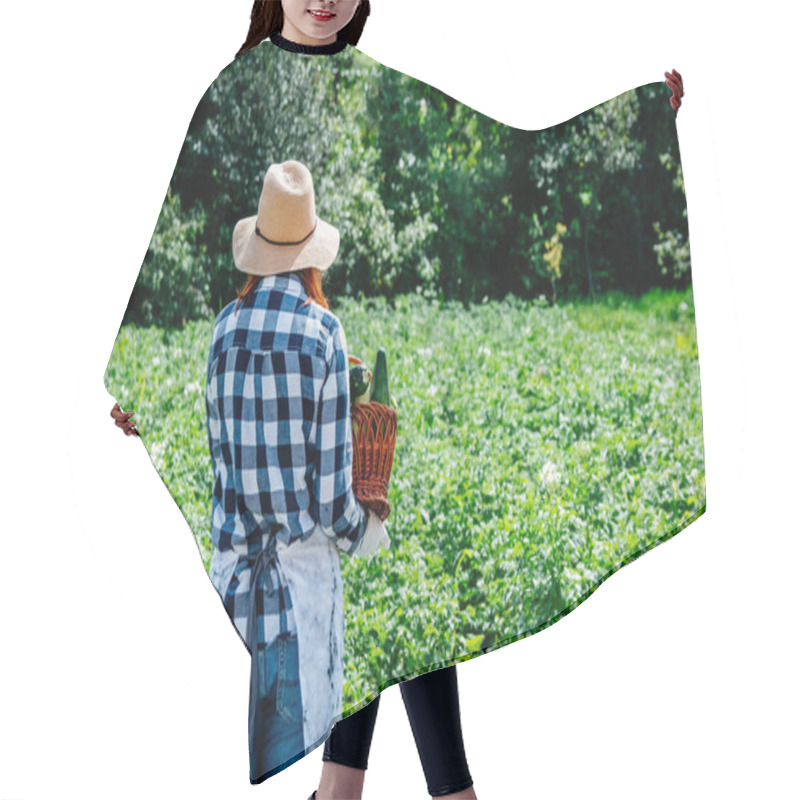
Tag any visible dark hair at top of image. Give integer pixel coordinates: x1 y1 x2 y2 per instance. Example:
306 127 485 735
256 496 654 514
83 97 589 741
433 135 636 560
236 0 371 59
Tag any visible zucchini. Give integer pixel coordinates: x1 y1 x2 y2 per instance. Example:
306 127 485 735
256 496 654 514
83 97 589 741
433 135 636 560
370 348 391 406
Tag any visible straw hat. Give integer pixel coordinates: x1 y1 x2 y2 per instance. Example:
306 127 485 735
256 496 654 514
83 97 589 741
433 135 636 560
232 160 340 276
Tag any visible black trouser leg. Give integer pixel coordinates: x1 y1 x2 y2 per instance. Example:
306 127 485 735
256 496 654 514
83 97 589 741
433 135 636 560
399 665 474 797
322 665 473 796
323 693 381 770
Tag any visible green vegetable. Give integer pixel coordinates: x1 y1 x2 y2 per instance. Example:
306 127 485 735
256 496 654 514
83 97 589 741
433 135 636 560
350 363 371 404
371 348 391 406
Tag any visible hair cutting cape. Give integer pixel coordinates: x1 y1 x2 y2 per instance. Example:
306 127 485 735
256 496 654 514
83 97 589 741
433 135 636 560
104 37 705 784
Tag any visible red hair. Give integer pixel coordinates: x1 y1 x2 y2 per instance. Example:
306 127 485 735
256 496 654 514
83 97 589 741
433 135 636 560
234 267 330 313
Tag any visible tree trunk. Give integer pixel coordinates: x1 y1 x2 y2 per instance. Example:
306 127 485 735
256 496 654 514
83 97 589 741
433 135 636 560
583 209 596 303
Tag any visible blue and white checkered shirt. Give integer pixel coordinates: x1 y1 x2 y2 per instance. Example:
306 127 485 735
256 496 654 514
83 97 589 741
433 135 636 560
205 271 367 654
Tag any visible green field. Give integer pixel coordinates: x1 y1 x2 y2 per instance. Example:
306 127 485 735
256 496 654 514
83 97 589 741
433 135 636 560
104 286 705 710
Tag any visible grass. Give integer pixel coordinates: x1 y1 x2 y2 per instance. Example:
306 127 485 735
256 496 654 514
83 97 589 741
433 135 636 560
104 286 705 712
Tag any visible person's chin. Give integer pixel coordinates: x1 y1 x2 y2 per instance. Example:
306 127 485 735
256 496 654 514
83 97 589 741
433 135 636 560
303 28 341 42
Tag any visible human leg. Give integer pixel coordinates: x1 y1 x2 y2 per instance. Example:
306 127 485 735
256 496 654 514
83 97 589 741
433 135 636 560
399 665 475 798
315 695 382 800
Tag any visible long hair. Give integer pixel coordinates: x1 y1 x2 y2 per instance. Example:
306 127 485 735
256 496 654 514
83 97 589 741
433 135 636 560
236 0 371 59
235 268 330 312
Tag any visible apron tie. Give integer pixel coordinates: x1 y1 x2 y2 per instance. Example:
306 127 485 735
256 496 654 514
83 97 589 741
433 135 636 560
246 533 291 653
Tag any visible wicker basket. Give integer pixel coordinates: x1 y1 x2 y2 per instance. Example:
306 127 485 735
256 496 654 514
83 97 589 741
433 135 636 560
349 356 397 522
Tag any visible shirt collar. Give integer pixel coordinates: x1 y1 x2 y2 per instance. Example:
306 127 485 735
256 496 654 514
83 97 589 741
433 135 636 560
256 270 308 299
270 31 348 56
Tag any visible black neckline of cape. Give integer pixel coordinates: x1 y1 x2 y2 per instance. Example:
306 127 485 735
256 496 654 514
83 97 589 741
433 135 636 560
270 31 348 55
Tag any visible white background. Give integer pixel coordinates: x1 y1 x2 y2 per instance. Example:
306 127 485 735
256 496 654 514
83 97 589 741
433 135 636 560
1 1 797 798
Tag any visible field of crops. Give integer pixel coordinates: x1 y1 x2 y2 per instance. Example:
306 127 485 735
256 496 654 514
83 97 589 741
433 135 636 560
104 287 705 711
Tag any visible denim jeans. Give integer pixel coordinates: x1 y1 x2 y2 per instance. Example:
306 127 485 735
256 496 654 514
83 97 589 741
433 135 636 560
249 631 305 784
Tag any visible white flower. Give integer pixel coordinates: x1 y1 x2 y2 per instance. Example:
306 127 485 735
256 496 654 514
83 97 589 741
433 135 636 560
184 380 202 395
539 461 562 490
150 440 166 470
621 355 635 372
679 302 688 312
427 384 438 397
152 356 161 366
574 440 592 456
477 345 492 357
417 347 433 358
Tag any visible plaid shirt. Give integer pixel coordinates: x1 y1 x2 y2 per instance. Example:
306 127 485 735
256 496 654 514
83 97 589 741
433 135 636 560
205 271 367 653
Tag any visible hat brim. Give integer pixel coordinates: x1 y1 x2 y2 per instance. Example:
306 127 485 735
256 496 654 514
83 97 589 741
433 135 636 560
232 214 340 276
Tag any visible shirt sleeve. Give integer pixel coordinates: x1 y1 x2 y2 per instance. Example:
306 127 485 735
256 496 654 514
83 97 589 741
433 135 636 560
313 320 368 556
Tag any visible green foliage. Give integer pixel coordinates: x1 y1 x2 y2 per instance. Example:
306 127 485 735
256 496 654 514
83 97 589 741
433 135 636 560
105 287 705 711
123 50 693 329
103 318 216 563
124 188 210 327
653 220 692 280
